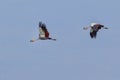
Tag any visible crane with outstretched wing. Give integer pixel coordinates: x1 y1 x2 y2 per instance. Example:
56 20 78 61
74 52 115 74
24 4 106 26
30 22 56 42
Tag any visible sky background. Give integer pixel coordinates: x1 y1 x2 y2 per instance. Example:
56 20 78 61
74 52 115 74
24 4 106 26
0 0 120 80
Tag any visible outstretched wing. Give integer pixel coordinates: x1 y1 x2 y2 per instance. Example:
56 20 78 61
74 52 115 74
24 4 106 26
39 22 45 38
38 22 56 41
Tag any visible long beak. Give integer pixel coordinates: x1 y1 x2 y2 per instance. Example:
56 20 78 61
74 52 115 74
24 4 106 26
30 38 39 42
83 27 89 30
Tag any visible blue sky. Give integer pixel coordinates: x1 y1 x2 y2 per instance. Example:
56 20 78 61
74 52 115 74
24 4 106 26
0 0 120 80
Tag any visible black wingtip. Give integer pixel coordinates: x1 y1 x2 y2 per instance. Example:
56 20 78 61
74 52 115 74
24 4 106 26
39 22 42 27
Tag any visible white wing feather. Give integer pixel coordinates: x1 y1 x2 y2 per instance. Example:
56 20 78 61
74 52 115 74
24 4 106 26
39 27 45 38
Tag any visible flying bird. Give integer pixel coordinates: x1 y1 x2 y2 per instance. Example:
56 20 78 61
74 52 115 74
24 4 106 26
83 23 108 38
30 22 56 42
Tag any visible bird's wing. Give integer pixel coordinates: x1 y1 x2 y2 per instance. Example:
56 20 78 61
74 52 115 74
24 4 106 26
39 26 45 38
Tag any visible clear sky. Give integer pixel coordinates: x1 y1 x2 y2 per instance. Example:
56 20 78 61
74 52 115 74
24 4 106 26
0 0 120 80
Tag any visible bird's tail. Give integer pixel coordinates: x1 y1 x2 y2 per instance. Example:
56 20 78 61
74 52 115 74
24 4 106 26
103 27 108 29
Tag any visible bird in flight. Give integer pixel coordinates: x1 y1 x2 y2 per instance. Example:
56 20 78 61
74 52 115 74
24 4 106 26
30 22 56 42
